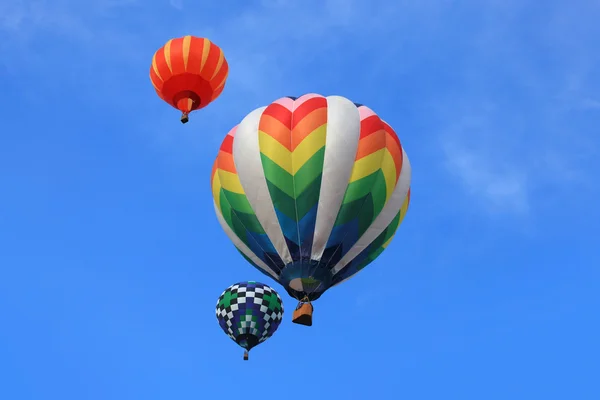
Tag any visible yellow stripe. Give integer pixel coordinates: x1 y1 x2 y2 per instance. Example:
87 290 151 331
200 38 210 72
349 148 385 182
380 150 397 202
291 124 326 174
212 173 222 211
211 50 224 79
218 170 245 194
398 195 410 224
151 55 163 81
212 71 228 95
381 235 395 248
163 39 173 73
258 131 292 174
182 35 191 70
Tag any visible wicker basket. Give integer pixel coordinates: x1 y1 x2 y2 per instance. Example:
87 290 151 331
292 302 313 326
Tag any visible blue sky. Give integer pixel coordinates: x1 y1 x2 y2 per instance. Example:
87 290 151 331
1 0 599 399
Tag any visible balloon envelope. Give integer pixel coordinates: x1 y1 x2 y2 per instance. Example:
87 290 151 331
150 36 228 122
211 94 411 302
215 281 284 351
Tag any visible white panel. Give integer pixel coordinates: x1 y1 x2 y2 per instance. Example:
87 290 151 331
310 96 362 260
232 106 293 264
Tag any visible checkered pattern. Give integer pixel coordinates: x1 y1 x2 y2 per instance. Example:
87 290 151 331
216 281 284 350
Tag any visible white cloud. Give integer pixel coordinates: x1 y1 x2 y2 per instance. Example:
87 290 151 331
442 139 529 214
417 1 600 217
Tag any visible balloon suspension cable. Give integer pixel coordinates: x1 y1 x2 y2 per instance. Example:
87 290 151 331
294 295 310 309
243 350 249 361
302 280 324 305
180 112 189 124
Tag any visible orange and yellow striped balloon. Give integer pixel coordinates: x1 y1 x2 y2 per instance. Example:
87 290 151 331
150 36 229 123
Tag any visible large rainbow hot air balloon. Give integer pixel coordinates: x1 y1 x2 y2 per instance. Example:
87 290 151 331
211 94 411 326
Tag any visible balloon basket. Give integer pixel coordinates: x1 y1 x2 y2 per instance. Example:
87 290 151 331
243 351 249 361
180 113 189 124
292 302 313 326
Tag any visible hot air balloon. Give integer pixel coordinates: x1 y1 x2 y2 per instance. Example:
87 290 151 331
211 94 411 326
216 281 284 360
150 36 229 123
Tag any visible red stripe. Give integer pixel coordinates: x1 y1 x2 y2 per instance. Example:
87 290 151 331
359 115 383 138
220 134 233 153
383 121 402 149
291 96 327 130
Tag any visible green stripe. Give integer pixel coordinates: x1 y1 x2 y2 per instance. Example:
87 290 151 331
220 190 265 236
357 195 374 234
265 179 296 220
218 190 234 227
221 190 254 214
260 154 294 197
355 211 402 271
367 172 387 233
218 189 255 247
293 147 325 195
260 148 325 231
231 212 250 245
234 211 266 234
356 247 385 271
332 170 387 237
295 174 322 219
334 195 369 225
341 171 380 204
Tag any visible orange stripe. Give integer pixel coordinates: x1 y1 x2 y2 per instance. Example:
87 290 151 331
154 47 172 83
385 131 403 180
211 58 229 89
150 54 163 82
217 151 236 173
211 50 225 79
260 103 292 149
355 130 386 160
149 68 163 91
169 37 186 75
291 107 327 150
211 85 225 101
185 37 205 73
200 42 221 80
384 122 403 180
210 160 218 186
383 122 402 150
291 96 326 129
259 114 292 150
182 36 191 70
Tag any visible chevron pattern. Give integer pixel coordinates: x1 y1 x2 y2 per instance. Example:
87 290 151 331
212 126 284 273
320 108 405 269
211 94 411 300
257 95 328 260
332 188 411 284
